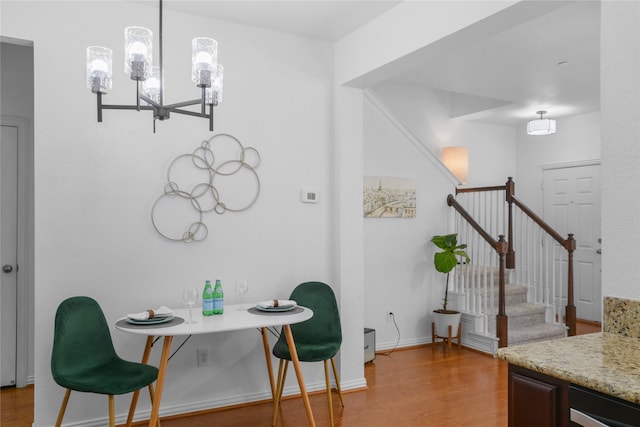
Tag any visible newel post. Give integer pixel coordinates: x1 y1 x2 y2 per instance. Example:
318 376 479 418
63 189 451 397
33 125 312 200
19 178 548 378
505 177 516 269
565 234 577 336
496 235 509 348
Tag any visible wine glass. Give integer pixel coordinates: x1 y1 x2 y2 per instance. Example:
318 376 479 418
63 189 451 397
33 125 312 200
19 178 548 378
235 278 249 310
182 287 198 324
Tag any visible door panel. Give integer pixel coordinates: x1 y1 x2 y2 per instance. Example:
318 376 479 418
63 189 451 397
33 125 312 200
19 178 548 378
1 124 18 387
543 164 601 322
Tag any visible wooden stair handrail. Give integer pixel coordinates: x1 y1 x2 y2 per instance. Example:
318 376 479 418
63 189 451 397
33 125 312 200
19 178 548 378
447 194 509 347
447 195 499 248
456 184 506 194
510 195 572 250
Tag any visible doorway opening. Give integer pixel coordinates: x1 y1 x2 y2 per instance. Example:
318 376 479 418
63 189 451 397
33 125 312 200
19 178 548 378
1 38 35 388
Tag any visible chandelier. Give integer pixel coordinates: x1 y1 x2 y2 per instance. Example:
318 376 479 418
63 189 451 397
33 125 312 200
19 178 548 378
85 0 223 132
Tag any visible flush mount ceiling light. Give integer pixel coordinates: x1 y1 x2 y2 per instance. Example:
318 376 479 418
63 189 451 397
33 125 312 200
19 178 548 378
527 110 556 136
86 0 223 132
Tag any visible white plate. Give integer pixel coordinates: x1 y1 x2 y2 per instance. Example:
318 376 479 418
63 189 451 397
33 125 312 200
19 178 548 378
126 315 174 325
255 305 296 312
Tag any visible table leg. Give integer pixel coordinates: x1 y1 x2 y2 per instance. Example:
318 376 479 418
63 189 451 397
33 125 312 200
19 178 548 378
149 336 173 427
282 325 316 427
260 327 276 399
127 336 155 427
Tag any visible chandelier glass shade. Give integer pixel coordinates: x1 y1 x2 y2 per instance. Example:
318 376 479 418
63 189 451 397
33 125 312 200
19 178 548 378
86 46 113 94
527 111 556 136
191 37 217 87
124 26 153 80
85 0 223 132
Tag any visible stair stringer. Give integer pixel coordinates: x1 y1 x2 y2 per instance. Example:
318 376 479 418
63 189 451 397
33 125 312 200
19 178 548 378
458 311 500 354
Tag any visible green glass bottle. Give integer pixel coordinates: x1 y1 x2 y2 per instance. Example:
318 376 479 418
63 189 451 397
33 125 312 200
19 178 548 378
202 279 214 316
212 278 224 315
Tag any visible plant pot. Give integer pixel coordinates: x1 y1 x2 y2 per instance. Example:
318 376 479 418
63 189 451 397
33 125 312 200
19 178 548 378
432 310 461 337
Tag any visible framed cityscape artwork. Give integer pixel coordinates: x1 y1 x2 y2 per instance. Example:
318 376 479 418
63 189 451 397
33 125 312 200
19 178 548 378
363 176 416 218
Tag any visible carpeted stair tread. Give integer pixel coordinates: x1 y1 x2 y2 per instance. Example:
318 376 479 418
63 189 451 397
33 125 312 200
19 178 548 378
461 264 569 348
508 323 567 346
505 303 546 316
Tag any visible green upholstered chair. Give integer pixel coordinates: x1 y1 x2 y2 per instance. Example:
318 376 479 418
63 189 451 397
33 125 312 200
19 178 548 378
51 296 158 427
271 281 344 427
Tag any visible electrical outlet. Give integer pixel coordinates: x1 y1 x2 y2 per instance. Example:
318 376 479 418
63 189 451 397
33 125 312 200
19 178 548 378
197 348 209 367
386 309 394 322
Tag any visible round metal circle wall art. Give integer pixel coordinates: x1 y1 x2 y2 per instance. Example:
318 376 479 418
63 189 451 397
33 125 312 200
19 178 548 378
151 133 261 243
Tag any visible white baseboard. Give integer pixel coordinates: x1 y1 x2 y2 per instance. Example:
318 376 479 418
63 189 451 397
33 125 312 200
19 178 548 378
376 336 430 351
33 376 368 427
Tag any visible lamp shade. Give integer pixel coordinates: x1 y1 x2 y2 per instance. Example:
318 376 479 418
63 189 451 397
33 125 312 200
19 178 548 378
192 37 218 88
142 66 161 104
442 147 468 184
124 26 153 80
527 111 556 135
86 46 113 93
527 118 556 135
205 64 223 105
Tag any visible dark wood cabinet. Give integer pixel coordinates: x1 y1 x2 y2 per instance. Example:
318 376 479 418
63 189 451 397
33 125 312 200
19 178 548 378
508 365 569 427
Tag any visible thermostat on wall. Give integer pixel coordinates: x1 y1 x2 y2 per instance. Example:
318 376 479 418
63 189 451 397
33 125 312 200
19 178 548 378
301 188 319 203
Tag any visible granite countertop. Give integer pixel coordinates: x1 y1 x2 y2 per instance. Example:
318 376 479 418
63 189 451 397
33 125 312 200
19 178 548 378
496 332 640 405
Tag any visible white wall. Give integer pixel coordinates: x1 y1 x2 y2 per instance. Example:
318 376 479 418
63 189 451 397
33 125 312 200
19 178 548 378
335 0 518 87
363 84 517 347
515 111 601 209
1 1 346 425
363 95 452 348
0 42 33 118
372 82 517 188
600 1 640 300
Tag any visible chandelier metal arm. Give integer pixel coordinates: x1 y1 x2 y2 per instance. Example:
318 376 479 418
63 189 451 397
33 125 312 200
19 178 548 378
171 108 209 118
171 107 214 131
97 89 213 130
99 104 156 112
163 98 206 110
139 93 162 109
97 92 155 122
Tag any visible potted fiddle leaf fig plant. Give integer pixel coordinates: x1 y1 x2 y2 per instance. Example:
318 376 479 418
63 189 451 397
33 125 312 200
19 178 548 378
431 233 470 337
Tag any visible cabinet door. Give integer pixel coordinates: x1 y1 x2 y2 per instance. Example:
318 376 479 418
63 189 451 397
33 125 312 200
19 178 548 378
510 373 557 427
509 365 569 427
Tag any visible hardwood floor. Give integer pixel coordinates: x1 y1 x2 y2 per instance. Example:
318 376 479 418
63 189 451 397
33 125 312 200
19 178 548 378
1 321 601 427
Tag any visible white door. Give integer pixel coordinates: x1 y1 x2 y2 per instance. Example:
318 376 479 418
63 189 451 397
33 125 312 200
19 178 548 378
543 163 601 322
1 124 19 387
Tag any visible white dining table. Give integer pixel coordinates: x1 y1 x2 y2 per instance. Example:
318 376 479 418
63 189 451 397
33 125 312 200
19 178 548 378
115 304 315 427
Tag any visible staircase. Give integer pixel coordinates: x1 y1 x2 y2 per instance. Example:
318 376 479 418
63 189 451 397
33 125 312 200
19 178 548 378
447 178 576 353
495 284 566 346
455 265 566 352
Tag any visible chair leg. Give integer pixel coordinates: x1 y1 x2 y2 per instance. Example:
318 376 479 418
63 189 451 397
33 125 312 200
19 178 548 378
278 360 289 404
108 395 115 427
55 389 71 427
272 359 288 427
324 360 334 427
330 357 345 407
148 384 161 427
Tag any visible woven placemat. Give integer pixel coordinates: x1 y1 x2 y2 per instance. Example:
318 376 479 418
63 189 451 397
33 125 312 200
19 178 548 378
116 316 185 329
247 306 304 316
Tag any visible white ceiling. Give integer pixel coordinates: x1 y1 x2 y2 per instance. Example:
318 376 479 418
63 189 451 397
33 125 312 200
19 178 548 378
388 1 601 126
156 0 600 128
158 1 402 42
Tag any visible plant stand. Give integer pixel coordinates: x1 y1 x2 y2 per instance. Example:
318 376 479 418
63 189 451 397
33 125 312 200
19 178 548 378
431 322 461 353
